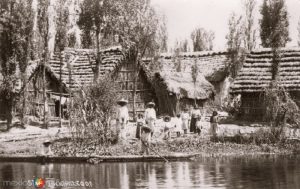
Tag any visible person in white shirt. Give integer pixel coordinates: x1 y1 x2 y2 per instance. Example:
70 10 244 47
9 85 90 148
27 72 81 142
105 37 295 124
181 108 190 134
144 102 156 137
116 98 129 139
163 116 172 140
174 114 182 137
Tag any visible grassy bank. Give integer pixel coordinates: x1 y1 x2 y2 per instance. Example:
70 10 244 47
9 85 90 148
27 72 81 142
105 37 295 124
51 135 300 158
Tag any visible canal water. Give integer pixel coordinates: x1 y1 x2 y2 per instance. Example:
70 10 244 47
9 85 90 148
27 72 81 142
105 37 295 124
0 155 299 189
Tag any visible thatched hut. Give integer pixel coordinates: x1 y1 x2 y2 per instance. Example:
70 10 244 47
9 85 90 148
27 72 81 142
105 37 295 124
152 71 214 116
28 46 156 118
146 50 230 115
231 48 300 120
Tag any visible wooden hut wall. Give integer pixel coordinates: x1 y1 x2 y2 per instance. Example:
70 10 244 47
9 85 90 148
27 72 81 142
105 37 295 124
240 92 264 121
27 71 63 118
151 75 177 116
114 61 156 117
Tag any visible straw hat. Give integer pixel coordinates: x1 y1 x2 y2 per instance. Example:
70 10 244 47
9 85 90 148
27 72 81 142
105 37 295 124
147 101 155 107
117 98 128 105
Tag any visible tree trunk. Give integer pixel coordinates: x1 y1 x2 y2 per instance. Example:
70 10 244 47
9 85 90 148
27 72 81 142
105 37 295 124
94 30 101 82
6 97 13 131
43 60 47 129
132 51 139 121
59 51 63 127
68 59 72 127
21 73 27 128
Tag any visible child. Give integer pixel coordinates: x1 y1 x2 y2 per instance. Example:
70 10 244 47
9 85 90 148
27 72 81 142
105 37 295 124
174 114 182 137
140 125 151 155
163 116 172 140
210 111 218 138
136 114 145 139
181 108 190 135
196 116 203 135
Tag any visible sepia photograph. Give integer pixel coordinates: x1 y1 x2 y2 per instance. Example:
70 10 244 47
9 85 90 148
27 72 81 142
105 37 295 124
0 0 300 188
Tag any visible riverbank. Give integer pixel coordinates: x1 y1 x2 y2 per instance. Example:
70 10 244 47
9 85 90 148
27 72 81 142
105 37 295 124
0 124 299 161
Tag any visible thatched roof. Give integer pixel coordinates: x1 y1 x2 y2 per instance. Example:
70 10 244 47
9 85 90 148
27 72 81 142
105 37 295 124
155 51 229 82
48 46 124 91
156 71 215 100
231 47 300 93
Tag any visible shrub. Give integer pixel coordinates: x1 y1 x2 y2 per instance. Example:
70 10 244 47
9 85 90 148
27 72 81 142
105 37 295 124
69 77 120 147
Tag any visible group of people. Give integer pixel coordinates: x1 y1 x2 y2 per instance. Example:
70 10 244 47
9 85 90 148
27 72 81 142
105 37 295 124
115 98 219 155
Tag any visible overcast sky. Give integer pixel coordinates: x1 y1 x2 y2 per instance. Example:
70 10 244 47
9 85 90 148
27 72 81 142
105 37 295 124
151 0 300 51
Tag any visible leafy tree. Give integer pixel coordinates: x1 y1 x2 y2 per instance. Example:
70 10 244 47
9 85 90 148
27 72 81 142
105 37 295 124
174 39 189 52
190 28 215 51
260 0 290 48
37 0 51 128
78 0 116 81
243 0 257 51
157 15 168 53
113 0 162 119
55 0 69 127
0 0 34 129
191 59 199 106
226 13 245 78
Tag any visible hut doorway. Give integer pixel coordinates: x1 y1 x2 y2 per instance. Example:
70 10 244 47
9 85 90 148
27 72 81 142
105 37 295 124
54 100 60 117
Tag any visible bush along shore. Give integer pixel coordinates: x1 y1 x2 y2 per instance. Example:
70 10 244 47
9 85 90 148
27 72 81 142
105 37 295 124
51 128 300 158
0 123 299 160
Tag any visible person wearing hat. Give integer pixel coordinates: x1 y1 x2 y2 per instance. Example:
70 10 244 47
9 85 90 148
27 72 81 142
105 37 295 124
144 101 156 137
116 98 129 139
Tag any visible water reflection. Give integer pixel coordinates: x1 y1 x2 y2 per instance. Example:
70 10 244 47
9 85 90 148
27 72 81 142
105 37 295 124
0 155 299 189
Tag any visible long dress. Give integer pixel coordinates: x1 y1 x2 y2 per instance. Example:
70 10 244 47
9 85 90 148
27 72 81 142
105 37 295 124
181 112 190 132
116 106 129 139
190 109 201 133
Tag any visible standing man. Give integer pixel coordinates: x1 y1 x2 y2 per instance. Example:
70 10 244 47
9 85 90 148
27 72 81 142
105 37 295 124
116 98 129 140
144 101 156 138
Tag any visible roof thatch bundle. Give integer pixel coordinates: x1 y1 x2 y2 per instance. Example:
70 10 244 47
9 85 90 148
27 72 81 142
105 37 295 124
156 51 229 82
157 71 214 100
47 46 124 91
231 47 300 93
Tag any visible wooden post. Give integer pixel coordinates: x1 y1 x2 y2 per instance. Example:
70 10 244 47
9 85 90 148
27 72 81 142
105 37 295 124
43 57 47 129
132 52 139 121
59 51 63 127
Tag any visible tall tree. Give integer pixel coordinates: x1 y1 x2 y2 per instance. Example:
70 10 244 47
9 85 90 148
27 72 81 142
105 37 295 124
0 0 34 129
157 15 168 53
55 0 69 127
37 0 50 129
113 0 161 119
243 0 257 51
226 13 244 78
174 39 189 52
78 0 115 81
260 0 290 48
190 28 215 51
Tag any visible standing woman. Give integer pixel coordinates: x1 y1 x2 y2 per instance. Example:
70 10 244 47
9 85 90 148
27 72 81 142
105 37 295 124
144 102 156 137
210 111 219 139
181 107 190 134
190 105 201 133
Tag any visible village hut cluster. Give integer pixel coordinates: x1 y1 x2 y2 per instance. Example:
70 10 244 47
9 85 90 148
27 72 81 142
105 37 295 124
231 48 300 121
1 45 300 130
